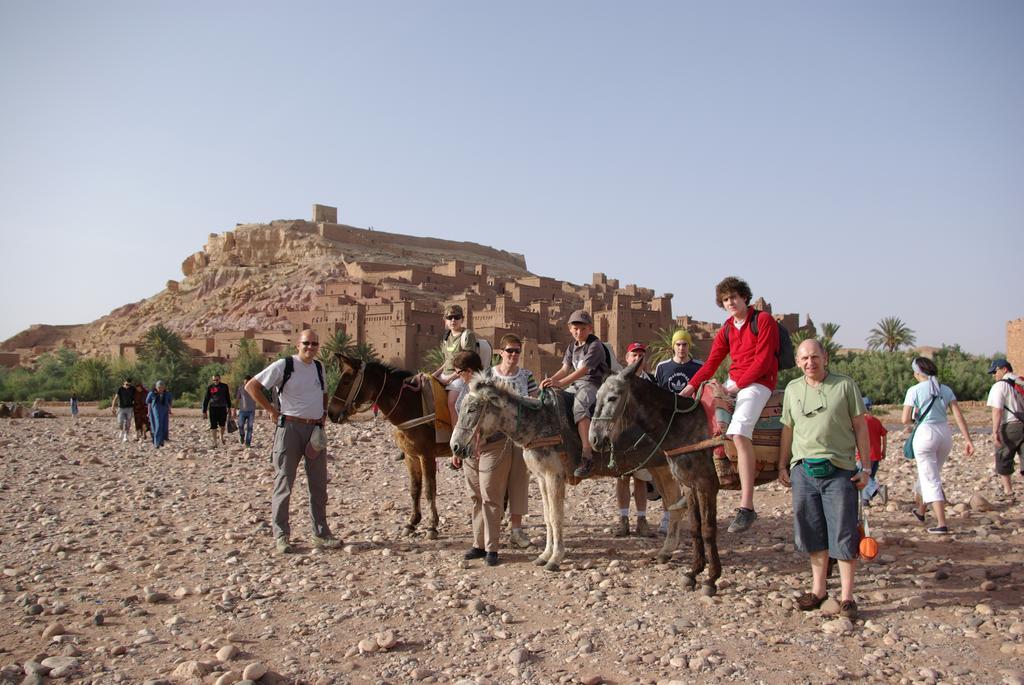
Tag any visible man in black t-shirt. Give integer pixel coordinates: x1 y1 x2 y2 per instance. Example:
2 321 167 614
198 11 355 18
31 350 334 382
110 379 136 443
202 374 232 447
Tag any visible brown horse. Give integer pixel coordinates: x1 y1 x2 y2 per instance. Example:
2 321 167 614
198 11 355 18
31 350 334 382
326 354 449 539
590 362 725 595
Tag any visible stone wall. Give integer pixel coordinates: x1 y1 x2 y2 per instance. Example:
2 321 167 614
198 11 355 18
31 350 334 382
1008 318 1024 373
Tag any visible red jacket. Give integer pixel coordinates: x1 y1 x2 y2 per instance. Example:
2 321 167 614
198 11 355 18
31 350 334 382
689 309 779 391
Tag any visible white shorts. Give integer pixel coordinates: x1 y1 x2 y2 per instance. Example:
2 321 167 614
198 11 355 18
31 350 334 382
723 380 772 441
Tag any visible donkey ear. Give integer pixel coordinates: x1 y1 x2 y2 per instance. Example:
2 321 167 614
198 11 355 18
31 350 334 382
337 353 359 369
622 358 641 377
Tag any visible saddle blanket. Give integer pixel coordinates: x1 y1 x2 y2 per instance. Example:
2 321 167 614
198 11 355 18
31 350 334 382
698 380 782 489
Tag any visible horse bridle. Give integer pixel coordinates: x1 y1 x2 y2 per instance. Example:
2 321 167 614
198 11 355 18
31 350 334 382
330 360 387 418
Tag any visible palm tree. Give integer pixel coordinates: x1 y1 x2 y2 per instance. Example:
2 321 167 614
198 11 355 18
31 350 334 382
319 330 354 363
420 345 445 373
867 317 916 352
139 324 190 365
646 327 678 366
819 321 842 358
350 341 379 362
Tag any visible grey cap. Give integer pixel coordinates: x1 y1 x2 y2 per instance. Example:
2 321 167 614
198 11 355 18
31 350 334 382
568 309 593 325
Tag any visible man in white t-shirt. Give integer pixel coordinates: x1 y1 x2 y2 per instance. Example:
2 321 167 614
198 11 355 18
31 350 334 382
245 330 341 554
986 359 1024 498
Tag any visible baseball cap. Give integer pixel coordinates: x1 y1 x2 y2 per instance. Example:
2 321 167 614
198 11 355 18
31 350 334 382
988 358 1012 374
626 342 647 354
568 309 593 325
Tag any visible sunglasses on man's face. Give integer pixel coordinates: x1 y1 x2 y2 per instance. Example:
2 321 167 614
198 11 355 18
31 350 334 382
300 341 320 347
445 315 463 321
503 348 522 354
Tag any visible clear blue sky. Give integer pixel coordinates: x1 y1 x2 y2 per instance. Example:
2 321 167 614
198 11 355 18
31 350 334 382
1 1 1021 354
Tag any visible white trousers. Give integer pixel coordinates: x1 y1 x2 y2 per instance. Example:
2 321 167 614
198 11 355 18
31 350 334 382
912 423 952 503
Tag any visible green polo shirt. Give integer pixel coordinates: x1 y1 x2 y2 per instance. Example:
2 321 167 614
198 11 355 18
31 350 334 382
780 372 865 471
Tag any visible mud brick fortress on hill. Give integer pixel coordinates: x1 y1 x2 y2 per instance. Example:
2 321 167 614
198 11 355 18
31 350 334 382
11 204 1019 378
161 204 811 379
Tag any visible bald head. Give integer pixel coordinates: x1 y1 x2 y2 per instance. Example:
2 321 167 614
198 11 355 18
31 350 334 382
796 338 828 382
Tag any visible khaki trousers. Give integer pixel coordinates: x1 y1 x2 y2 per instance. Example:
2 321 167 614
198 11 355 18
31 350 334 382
464 438 514 553
507 444 529 517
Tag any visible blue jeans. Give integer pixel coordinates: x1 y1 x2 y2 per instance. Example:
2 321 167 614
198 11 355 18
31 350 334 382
237 410 255 446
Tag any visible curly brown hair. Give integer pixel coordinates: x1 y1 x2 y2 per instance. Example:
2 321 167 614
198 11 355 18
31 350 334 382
714 276 752 309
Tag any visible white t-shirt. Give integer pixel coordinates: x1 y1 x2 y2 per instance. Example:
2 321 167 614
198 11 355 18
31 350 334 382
987 373 1024 425
253 357 325 420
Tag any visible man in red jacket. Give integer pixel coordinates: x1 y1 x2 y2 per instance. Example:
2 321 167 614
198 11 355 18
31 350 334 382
681 277 779 534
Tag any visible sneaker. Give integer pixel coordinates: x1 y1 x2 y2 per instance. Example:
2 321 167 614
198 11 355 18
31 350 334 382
463 547 486 560
613 516 629 538
878 484 889 505
573 455 594 479
121 434 128 443
839 600 859 620
275 537 293 554
509 528 532 549
911 507 926 523
796 592 828 611
485 552 500 567
311 535 343 549
926 526 949 535
635 517 653 538
727 507 757 533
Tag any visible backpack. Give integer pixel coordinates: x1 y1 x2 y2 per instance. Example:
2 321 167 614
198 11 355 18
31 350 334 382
602 342 624 373
461 330 493 369
723 311 795 370
282 356 324 392
1000 377 1024 421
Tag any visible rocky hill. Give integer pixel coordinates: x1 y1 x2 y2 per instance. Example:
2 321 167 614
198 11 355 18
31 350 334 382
2 214 530 357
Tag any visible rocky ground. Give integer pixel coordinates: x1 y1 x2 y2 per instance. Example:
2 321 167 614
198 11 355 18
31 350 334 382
1 411 1022 685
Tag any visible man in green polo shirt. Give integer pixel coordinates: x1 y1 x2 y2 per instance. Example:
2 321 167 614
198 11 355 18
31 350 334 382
779 339 870 620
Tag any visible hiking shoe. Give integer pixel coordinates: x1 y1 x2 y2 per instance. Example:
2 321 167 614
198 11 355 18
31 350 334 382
463 547 486 560
727 507 757 533
573 456 594 479
311 535 343 549
839 600 859 620
613 516 629 538
878 484 888 505
796 593 828 611
275 537 294 555
635 517 654 538
509 528 532 549
485 552 500 567
926 526 949 535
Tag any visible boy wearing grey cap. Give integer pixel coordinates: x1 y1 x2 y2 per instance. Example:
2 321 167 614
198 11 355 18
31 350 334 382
540 309 609 478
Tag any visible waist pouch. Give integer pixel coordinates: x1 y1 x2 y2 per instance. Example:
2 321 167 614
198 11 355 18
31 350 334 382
802 458 836 478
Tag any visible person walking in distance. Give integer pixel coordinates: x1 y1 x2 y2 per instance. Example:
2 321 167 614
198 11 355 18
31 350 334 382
235 375 256 448
202 373 232 447
245 330 342 554
987 359 1024 500
111 379 135 442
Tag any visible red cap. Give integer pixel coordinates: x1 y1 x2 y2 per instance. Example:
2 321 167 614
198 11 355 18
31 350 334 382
626 342 647 354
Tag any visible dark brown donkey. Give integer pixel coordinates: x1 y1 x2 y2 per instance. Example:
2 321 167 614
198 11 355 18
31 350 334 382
590 362 725 596
327 354 449 539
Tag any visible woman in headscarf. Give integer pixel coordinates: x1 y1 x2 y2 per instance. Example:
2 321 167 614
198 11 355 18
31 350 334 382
146 381 173 448
901 357 975 534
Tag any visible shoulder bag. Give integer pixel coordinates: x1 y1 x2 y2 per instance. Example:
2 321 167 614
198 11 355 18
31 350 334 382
903 394 939 460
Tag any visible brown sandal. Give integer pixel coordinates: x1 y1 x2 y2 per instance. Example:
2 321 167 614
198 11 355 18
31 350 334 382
796 592 828 611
